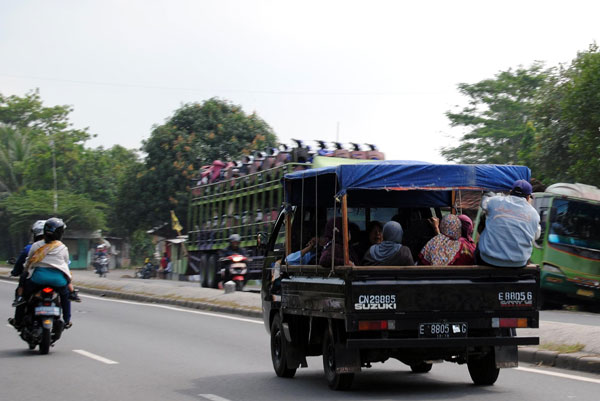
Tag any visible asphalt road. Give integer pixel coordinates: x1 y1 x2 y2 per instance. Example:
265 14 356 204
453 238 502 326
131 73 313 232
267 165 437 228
1 281 599 401
540 310 600 327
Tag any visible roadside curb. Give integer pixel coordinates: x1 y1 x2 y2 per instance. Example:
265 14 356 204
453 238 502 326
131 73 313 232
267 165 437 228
76 287 263 319
519 347 600 374
0 275 262 319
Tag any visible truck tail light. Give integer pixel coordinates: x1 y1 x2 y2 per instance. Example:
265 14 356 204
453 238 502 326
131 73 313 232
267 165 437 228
358 320 395 331
491 317 528 328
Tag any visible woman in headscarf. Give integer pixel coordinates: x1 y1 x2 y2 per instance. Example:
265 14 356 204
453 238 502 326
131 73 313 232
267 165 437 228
418 214 475 265
356 220 383 262
458 214 476 253
319 217 358 267
363 221 414 266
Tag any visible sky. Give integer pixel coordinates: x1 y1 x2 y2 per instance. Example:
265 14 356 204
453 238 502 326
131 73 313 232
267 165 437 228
1 0 598 163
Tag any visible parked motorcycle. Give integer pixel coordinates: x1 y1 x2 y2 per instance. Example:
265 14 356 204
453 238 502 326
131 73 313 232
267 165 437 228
218 254 248 291
135 261 156 279
94 255 109 277
17 286 65 354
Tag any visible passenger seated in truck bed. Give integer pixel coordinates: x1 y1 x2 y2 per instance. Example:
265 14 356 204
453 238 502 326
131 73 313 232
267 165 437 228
418 214 475 266
319 217 359 267
363 221 414 266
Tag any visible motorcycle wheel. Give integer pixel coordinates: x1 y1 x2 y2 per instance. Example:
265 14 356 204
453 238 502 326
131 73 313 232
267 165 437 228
235 280 245 291
39 328 51 355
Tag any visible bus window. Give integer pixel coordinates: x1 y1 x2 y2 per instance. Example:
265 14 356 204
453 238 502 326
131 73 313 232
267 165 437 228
548 198 600 250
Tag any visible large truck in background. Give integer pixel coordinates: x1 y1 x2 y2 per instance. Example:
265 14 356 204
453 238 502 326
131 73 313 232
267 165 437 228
186 141 384 288
530 183 600 307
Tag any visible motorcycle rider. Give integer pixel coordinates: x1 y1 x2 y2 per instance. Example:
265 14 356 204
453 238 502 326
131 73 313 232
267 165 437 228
11 220 46 306
222 234 247 257
9 217 79 330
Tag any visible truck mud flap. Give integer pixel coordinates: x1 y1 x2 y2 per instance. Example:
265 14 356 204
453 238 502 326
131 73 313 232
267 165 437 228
282 322 307 369
335 344 361 374
494 345 518 368
347 336 539 349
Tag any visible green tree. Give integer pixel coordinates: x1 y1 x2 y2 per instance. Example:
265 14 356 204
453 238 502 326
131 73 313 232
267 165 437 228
533 44 600 186
442 64 548 165
0 125 34 194
2 189 106 244
115 97 278 234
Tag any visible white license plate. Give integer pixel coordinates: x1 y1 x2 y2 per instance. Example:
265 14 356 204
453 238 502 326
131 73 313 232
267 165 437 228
419 322 467 338
34 306 60 316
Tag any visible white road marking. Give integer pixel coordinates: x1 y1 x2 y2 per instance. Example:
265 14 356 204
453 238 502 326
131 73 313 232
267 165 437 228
80 294 263 325
517 366 600 384
199 395 232 401
73 349 119 365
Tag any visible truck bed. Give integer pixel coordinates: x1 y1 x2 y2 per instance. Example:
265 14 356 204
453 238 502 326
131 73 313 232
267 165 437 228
279 264 539 347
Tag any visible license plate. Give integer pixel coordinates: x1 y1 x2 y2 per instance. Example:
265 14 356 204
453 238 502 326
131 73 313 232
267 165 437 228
419 322 467 338
576 289 595 297
34 306 60 316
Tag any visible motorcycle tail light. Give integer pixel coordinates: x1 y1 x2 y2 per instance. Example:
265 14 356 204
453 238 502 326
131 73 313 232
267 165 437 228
42 287 53 294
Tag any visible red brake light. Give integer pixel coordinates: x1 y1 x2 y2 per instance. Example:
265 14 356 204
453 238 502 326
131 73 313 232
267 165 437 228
358 320 388 331
42 287 53 294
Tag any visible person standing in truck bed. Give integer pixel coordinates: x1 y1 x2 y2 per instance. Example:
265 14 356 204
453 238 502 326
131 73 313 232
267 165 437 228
475 179 541 268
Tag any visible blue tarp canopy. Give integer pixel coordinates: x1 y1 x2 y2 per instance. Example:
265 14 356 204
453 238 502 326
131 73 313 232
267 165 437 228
283 161 531 207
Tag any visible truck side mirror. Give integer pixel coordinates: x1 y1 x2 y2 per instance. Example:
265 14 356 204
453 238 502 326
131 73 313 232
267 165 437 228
257 232 269 247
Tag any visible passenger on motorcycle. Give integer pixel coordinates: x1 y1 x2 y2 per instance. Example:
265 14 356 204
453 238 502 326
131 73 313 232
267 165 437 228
9 217 80 330
11 220 46 306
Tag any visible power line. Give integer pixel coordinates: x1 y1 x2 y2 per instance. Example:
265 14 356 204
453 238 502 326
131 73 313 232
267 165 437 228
0 73 451 97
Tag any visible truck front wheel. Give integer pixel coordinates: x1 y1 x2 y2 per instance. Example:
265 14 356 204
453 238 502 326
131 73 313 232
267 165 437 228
270 315 296 378
322 327 354 390
468 350 499 385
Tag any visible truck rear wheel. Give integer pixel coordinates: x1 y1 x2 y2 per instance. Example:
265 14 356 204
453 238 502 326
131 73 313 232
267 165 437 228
206 255 218 289
468 350 499 385
270 315 296 378
322 327 354 390
200 255 208 288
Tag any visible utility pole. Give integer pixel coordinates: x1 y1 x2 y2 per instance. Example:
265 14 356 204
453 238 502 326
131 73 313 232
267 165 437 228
50 139 58 213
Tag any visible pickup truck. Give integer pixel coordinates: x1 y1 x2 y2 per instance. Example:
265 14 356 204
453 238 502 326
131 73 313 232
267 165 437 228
260 161 540 390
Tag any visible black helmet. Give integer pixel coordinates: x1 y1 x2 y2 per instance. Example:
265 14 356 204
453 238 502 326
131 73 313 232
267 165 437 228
44 217 66 242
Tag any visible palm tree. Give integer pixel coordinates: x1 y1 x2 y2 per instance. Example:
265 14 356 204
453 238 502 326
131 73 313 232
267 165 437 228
0 124 33 194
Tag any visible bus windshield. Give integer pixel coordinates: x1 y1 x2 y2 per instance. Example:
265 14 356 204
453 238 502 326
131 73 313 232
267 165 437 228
548 198 600 250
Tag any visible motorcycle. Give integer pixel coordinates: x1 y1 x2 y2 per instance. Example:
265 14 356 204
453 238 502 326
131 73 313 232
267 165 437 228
17 286 65 354
218 254 248 291
94 254 109 277
135 261 156 279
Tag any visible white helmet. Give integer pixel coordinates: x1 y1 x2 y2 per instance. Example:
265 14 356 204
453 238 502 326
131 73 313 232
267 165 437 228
31 220 46 237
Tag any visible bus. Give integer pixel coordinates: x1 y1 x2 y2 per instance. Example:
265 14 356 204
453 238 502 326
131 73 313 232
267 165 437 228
530 183 600 307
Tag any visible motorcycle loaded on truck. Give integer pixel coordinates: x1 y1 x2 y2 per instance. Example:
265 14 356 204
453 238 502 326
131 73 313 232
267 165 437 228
260 161 540 390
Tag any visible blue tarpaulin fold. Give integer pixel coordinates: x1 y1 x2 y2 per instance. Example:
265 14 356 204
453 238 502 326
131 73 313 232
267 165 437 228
283 161 530 206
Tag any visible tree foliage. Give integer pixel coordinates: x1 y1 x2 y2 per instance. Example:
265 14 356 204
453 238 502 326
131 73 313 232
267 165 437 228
442 64 548 165
2 190 106 239
114 98 278 235
443 44 600 188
